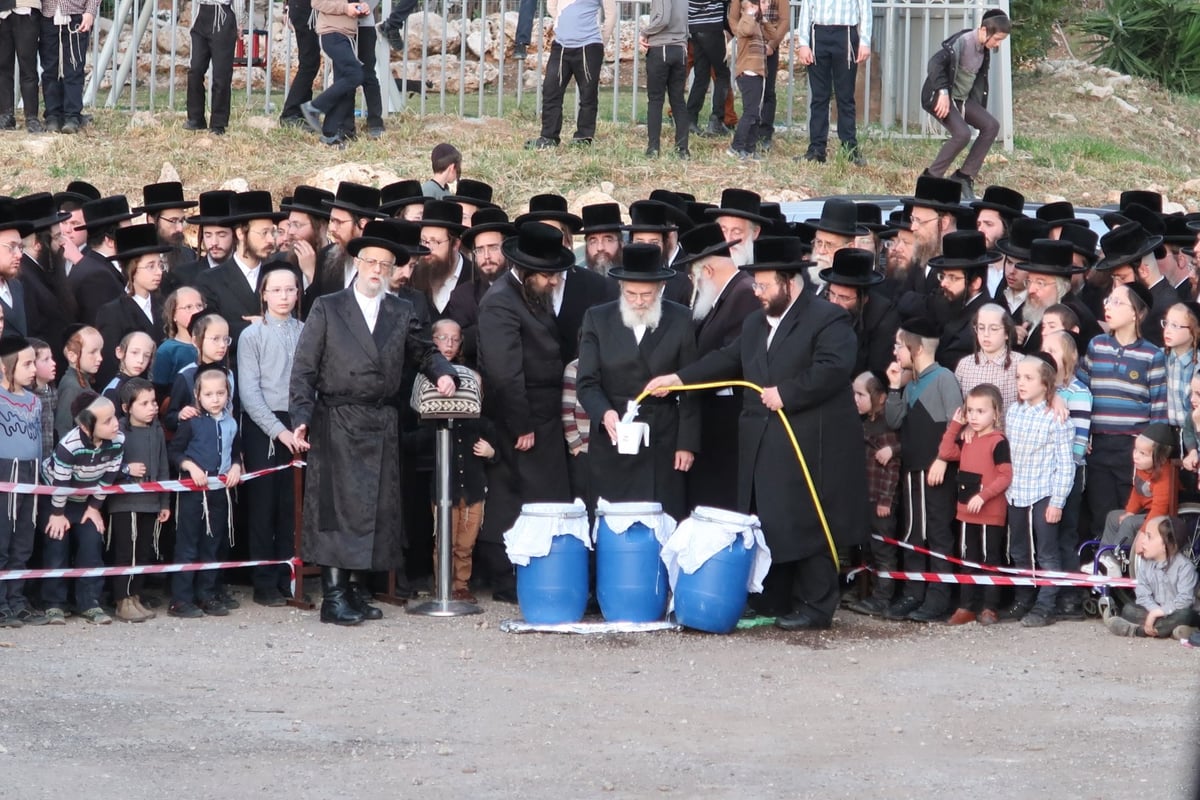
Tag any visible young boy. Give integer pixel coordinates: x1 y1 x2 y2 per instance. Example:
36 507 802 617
29 338 56 460
422 143 461 200
884 318 964 622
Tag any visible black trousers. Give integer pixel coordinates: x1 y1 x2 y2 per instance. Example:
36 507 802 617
279 0 320 120
759 50 778 143
539 41 603 142
0 11 40 119
645 43 688 153
39 17 88 123
187 3 238 128
0 459 37 610
108 510 159 601
313 32 363 137
755 552 839 624
899 467 957 613
172 489 230 605
806 24 860 156
242 415 295 595
957 521 1005 611
1085 434 1134 538
732 73 762 153
685 27 729 124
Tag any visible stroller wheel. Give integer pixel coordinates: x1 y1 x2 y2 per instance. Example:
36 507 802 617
1082 596 1100 618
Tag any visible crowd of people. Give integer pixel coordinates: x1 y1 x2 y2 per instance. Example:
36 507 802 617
0 141 1197 638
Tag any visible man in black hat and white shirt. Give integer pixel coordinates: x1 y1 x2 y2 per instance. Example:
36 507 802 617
1018 238 1101 354
13 193 75 354
706 188 769 267
173 190 237 290
970 184 1025 295
822 247 899 378
280 185 333 294
413 199 468 316
895 175 963 324
305 182 385 314
0 200 33 338
1093 221 1170 347
133 182 199 283
805 198 869 293
71 195 138 326
625 201 692 306
444 207 515 368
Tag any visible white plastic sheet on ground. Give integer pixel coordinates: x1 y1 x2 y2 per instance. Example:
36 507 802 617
499 619 682 634
503 499 591 566
661 506 772 593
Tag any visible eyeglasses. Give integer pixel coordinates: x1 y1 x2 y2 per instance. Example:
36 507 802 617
826 290 859 305
1103 295 1131 308
974 324 1005 334
138 261 165 272
1162 319 1191 331
285 219 312 230
937 271 965 285
0 242 22 255
433 334 462 344
622 289 659 303
910 215 940 228
355 255 396 271
264 286 299 296
158 215 187 228
420 237 450 249
812 238 846 253
1023 277 1056 290
205 335 233 345
250 227 277 239
178 302 205 313
751 282 777 293
472 243 502 256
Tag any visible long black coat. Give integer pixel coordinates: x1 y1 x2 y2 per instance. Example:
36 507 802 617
68 249 125 326
19 254 76 368
556 266 618 363
677 289 867 563
443 273 493 369
196 259 260 356
0 277 28 338
857 289 902 378
94 293 165 388
577 300 700 521
289 289 455 570
477 271 572 544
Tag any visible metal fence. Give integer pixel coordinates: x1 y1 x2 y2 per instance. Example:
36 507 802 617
75 0 1011 148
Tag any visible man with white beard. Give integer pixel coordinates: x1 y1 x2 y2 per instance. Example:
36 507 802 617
803 198 867 293
1017 238 1101 354
677 223 757 510
705 188 768 267
577 242 698 521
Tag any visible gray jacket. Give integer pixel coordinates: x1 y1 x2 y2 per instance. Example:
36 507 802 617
643 0 688 47
1136 552 1198 615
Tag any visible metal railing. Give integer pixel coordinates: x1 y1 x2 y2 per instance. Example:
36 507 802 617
72 0 1010 148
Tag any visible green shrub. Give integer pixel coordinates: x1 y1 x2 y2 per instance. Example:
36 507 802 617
1008 0 1075 66
1082 0 1200 95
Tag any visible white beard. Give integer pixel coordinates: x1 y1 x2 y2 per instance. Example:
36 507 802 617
620 294 663 331
806 265 825 290
692 274 720 321
729 240 753 267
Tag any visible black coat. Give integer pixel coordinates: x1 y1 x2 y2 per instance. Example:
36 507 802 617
289 289 455 570
68 249 125 326
936 291 989 370
857 289 902 378
196 259 260 356
94 293 165 388
0 276 28 338
443 273 495 370
556 266 618 363
677 289 867 562
577 300 700 521
170 256 219 292
1021 292 1102 354
1143 276 1180 349
19 254 76 368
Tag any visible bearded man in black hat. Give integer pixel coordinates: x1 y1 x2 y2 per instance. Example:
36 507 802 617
291 219 457 625
411 200 468 317
173 190 237 290
444 207 515 369
625 201 693 306
476 222 575 603
926 230 998 370
280 185 333 295
305 182 386 315
0 200 33 339
577 243 698 520
133 182 199 284
645 236 867 631
822 247 900 378
805 198 869 294
13 194 76 356
580 202 624 276
970 185 1025 295
895 175 963 324
71 195 139 326
1018 239 1101 354
705 188 769 267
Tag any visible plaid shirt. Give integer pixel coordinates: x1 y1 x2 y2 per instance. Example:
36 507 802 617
34 383 56 462
863 415 899 509
1165 348 1195 428
1005 399 1075 508
954 349 1018 416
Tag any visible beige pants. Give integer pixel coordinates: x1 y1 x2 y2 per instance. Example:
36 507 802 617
432 499 483 592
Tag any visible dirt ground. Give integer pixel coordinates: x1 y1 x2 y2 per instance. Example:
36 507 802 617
1 582 1197 800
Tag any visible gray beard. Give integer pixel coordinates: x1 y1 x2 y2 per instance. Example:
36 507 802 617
1022 302 1044 329
692 276 720 321
620 295 663 331
588 253 614 276
729 241 753 267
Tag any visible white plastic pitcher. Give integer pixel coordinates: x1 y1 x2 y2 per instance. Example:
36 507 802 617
615 421 650 454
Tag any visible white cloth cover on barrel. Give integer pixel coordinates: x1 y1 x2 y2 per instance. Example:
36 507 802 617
503 499 592 566
591 498 677 546
660 506 772 593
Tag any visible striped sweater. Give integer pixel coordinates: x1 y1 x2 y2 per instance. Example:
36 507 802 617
43 426 124 510
1077 335 1167 436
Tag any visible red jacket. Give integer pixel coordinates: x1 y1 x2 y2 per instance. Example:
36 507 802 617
937 421 1012 527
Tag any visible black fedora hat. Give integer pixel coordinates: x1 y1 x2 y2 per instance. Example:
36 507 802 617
819 247 884 287
899 316 942 338
514 194 583 233
970 185 1026 219
856 202 888 233
221 191 288 226
631 198 692 232
82 195 138 231
672 223 734 269
901 174 962 213
1094 222 1164 272
0 198 33 238
280 185 334 219
1017 239 1088 276
1057 223 1099 266
322 182 385 220
113 223 172 262
388 219 430 258
133 181 197 215
807 198 868 238
378 180 426 215
1163 212 1194 246
13 193 70 233
416 200 466 235
186 190 238 227
705 188 770 226
442 178 496 210
645 190 695 231
501 221 575 273
880 203 914 237
608 242 675 282
54 180 102 207
1120 190 1162 215
1035 201 1075 224
996 217 1052 261
460 206 516 250
579 202 625 235
625 200 677 234
685 201 716 228
738 236 817 273
926 230 1000 272
347 219 414 262
952 205 979 231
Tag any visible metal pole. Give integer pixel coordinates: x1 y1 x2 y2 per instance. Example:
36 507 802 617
106 0 155 108
408 421 482 617
86 0 135 106
169 0 178 110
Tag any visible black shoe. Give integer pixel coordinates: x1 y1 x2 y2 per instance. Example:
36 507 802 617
210 126 225 135
1020 610 1054 628
950 169 976 200
569 136 592 146
183 119 206 131
884 595 922 620
26 119 44 133
298 101 322 134
492 588 518 604
906 605 948 623
319 134 346 150
1055 598 1086 621
379 20 406 51
319 567 364 625
513 43 528 58
0 113 14 130
215 590 240 610
368 127 384 139
168 600 203 619
1000 602 1033 622
846 149 867 167
279 115 306 129
199 597 229 616
757 138 772 153
846 596 888 617
347 581 383 620
60 119 79 134
705 117 732 136
774 611 831 631
525 136 557 150
13 607 48 626
253 589 286 608
675 148 690 160
689 121 706 138
44 117 62 133
799 151 826 163
644 146 660 158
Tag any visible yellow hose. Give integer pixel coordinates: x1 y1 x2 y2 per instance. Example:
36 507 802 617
634 381 839 569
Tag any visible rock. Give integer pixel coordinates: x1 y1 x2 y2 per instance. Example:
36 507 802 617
220 177 250 192
1042 194 1068 204
1080 82 1114 100
306 163 403 192
600 181 615 195
1113 97 1139 114
1164 201 1186 215
571 190 621 218
21 139 52 157
1049 112 1077 124
1105 74 1133 88
1180 178 1200 193
158 162 181 184
128 111 160 129
244 115 277 131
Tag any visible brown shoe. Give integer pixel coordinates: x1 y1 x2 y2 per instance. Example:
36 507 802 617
946 608 977 626
451 588 477 603
116 597 149 623
978 609 999 626
132 595 157 620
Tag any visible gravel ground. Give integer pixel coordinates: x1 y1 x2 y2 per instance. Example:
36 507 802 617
2 586 1198 800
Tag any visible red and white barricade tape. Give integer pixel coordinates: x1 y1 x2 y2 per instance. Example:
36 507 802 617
0 557 300 582
0 460 305 497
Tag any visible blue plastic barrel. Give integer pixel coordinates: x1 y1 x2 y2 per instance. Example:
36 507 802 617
596 502 669 622
516 534 589 624
674 536 755 634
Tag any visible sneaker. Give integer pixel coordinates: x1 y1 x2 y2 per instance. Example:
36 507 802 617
215 590 240 610
705 117 732 136
513 43 528 58
675 148 691 160
13 607 48 626
279 115 306 129
1099 553 1121 577
26 118 44 133
1020 610 1054 628
299 101 322 134
368 127 385 139
210 126 225 136
168 600 203 619
1188 630 1200 648
44 607 66 625
379 20 406 51
44 116 62 133
79 607 112 625
0 607 23 628
199 598 229 617
319 134 346 150
60 119 79 135
799 151 826 164
756 139 772 153
569 136 592 146
883 595 922 621
1172 625 1195 641
725 147 748 161
525 136 558 150
183 119 206 131
689 121 706 138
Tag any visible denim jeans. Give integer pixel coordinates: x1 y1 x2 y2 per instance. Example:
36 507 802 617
1008 497 1063 615
312 32 364 137
39 16 88 123
41 502 105 611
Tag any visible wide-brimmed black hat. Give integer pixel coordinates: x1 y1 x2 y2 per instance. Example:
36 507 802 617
579 202 625 235
673 223 734 269
0 198 33 238
625 200 677 235
1163 213 1194 246
377 180 426 215
515 194 583 232
819 247 884 287
416 200 466 235
996 217 1052 261
220 191 288 226
645 190 695 231
460 206 516 250
53 180 101 207
13 193 69 233
1017 239 1088 276
1094 222 1164 272
133 181 198 215
804 197 868 239
1057 223 1099 266
705 189 771 227
856 202 888 233
347 219 414 262
388 220 429 258
880 204 914 237
901 175 962 213
281 185 335 219
737 236 817 273
186 191 238 227
926 230 1000 272
82 195 138 231
113 223 173 262
322 182 385 220
971 185 1026 219
608 242 674 282
685 201 716 228
501 221 575 273
442 178 496 210
1035 201 1075 225
1120 190 1162 215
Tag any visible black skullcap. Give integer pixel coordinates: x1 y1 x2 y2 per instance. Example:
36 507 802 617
0 336 31 358
70 390 103 419
1026 351 1058 375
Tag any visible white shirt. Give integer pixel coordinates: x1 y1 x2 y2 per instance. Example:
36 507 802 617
131 293 154 322
432 255 464 314
354 287 382 333
552 268 567 316
765 295 798 348
633 324 646 344
343 258 356 289
0 280 11 308
234 255 260 294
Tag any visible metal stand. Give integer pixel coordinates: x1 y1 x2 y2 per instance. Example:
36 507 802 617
287 465 317 610
409 420 482 617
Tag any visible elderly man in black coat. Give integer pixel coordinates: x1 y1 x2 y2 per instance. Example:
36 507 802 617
291 219 457 626
646 236 867 631
476 223 576 602
577 243 699 522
